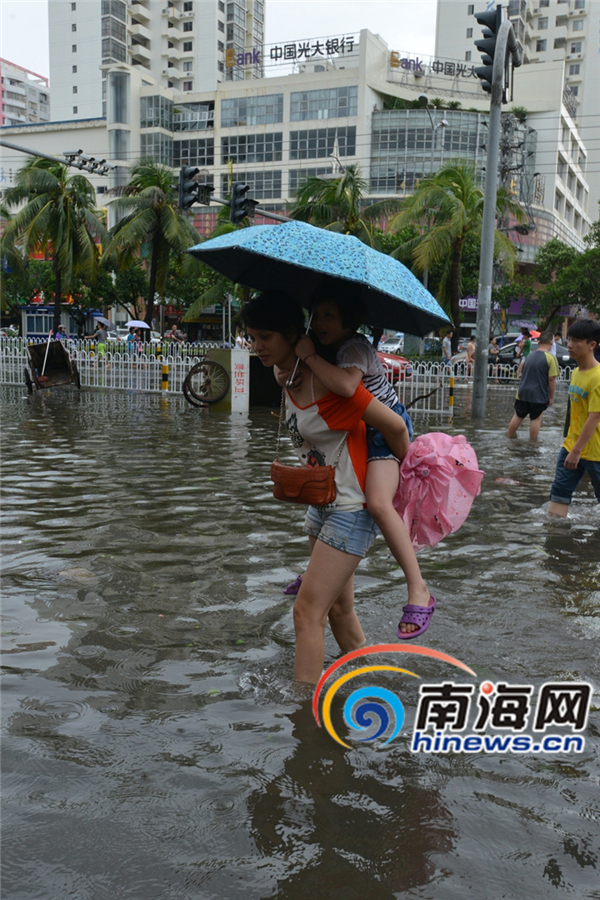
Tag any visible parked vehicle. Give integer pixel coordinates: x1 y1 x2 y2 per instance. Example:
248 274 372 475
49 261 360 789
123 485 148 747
451 340 575 375
376 349 413 383
379 337 404 355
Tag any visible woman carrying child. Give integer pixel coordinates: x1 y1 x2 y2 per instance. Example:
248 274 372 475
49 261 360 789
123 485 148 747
242 290 436 685
276 283 434 638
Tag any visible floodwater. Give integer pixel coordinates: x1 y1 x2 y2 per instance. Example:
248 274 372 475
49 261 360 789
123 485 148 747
1 383 599 900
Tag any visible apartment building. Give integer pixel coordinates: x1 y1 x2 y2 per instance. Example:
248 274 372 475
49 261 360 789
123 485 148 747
2 29 592 257
434 0 600 212
0 60 50 127
48 0 264 122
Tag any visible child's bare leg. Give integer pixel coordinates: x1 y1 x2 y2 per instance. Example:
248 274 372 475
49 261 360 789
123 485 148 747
507 413 524 438
548 501 569 517
293 537 363 684
365 461 430 634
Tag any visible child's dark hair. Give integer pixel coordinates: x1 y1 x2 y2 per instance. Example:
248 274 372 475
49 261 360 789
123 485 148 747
312 278 367 333
567 318 600 345
240 290 305 342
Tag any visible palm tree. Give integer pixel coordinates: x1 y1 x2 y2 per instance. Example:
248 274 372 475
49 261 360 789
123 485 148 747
387 162 524 340
1 158 106 334
289 163 397 247
105 161 200 329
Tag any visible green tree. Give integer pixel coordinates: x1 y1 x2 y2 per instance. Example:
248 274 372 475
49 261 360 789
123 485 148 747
104 161 200 330
289 163 398 247
1 158 106 333
387 162 524 341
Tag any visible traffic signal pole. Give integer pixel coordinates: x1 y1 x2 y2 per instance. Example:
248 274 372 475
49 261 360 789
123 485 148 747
472 16 522 419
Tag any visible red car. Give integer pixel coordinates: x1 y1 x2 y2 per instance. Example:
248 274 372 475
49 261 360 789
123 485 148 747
376 350 413 383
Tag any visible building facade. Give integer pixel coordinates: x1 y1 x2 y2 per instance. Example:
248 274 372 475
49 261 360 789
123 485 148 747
48 0 265 123
2 29 593 259
0 60 50 127
434 0 600 214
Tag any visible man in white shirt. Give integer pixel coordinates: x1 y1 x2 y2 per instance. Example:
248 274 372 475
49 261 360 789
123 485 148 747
442 330 453 368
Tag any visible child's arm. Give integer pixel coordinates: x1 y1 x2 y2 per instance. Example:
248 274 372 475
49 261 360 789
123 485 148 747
362 397 410 461
564 412 600 469
295 335 362 397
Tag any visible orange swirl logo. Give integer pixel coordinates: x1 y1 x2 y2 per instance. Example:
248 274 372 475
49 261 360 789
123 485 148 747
313 644 477 749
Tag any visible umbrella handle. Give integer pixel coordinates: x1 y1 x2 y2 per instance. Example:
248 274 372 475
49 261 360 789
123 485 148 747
41 329 52 377
285 310 314 389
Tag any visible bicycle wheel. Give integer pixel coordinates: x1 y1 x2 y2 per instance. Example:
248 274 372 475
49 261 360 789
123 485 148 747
183 360 230 405
182 377 208 408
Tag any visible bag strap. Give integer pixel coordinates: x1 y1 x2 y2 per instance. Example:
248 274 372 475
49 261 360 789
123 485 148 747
276 389 348 468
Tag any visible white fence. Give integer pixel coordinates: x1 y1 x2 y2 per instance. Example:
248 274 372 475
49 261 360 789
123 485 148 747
0 339 574 411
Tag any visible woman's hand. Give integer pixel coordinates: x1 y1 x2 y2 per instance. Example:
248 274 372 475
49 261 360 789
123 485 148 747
295 335 316 362
274 364 302 389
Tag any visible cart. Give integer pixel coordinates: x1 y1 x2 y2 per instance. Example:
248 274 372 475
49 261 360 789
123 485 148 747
24 340 81 393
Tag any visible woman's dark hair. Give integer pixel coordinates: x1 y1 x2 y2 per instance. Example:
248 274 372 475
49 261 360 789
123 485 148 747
240 290 305 342
567 318 600 344
311 278 367 333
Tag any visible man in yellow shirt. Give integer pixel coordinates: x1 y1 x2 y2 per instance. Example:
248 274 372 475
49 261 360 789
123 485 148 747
549 319 600 517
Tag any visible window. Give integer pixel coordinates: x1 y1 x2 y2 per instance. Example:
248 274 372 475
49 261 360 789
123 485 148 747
221 93 284 127
222 132 283 164
183 81 193 91
218 20 225 32
220 170 282 200
576 182 583 202
562 125 569 144
183 21 193 32
73 85 78 93
218 40 224 52
570 85 579 96
71 1 76 9
557 157 566 177
574 0 585 8
101 0 126 19
466 28 473 37
536 39 547 51
465 50 472 60
290 86 358 122
102 38 126 62
565 203 572 222
217 61 224 72
174 137 214 166
72 23 77 31
140 132 172 166
289 168 333 193
571 42 582 53
110 129 130 160
539 0 549 5
572 19 584 31
183 61 193 72
140 95 174 130
73 106 78 113
555 191 563 212
567 171 575 192
183 0 193 8
109 70 129 124
538 17 548 29
467 4 474 14
72 65 77 73
569 64 580 75
219 0 225 9
289 126 356 160
183 41 193 52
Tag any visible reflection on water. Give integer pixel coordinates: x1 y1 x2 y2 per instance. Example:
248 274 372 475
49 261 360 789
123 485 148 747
1 385 598 899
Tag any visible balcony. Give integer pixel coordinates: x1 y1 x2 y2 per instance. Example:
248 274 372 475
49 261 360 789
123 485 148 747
162 66 182 79
130 41 152 62
161 45 182 60
162 22 180 38
130 1 151 22
162 6 182 20
130 22 152 42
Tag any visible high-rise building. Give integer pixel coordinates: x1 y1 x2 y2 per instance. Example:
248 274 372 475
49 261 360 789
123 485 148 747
434 0 600 213
48 0 264 122
0 59 50 127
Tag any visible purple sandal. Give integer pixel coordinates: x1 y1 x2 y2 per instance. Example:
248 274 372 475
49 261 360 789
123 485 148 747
397 596 437 640
283 574 303 596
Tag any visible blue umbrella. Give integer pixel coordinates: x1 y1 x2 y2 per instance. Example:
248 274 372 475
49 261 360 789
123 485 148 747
187 220 451 336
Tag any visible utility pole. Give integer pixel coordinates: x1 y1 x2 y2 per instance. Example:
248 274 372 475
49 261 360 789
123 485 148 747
471 6 522 419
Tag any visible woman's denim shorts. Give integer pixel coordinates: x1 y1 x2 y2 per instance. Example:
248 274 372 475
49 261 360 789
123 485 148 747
303 506 379 558
367 400 413 462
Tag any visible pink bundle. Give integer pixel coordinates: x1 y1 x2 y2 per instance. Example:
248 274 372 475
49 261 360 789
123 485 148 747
394 432 484 550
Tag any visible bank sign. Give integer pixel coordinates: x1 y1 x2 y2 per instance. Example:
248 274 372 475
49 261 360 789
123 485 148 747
227 34 359 68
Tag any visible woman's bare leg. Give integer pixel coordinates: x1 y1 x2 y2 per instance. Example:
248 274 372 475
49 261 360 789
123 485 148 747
293 537 364 685
365 460 430 634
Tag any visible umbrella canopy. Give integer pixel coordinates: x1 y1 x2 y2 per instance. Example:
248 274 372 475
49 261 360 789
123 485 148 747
187 220 451 336
125 320 150 329
394 433 484 551
93 314 116 331
512 321 537 330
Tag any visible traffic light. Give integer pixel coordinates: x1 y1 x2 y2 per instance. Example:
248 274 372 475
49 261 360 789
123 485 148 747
230 182 250 224
178 166 200 210
473 5 503 95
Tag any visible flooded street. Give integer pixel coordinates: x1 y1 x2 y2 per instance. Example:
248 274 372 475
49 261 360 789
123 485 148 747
1 383 599 900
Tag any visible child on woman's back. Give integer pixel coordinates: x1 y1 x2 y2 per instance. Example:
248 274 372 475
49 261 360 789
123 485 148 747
278 288 435 638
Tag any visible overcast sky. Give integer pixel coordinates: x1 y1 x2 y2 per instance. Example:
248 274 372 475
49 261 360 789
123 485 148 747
1 0 438 82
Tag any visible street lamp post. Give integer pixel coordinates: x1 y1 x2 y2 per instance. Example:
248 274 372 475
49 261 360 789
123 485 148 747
418 95 448 292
